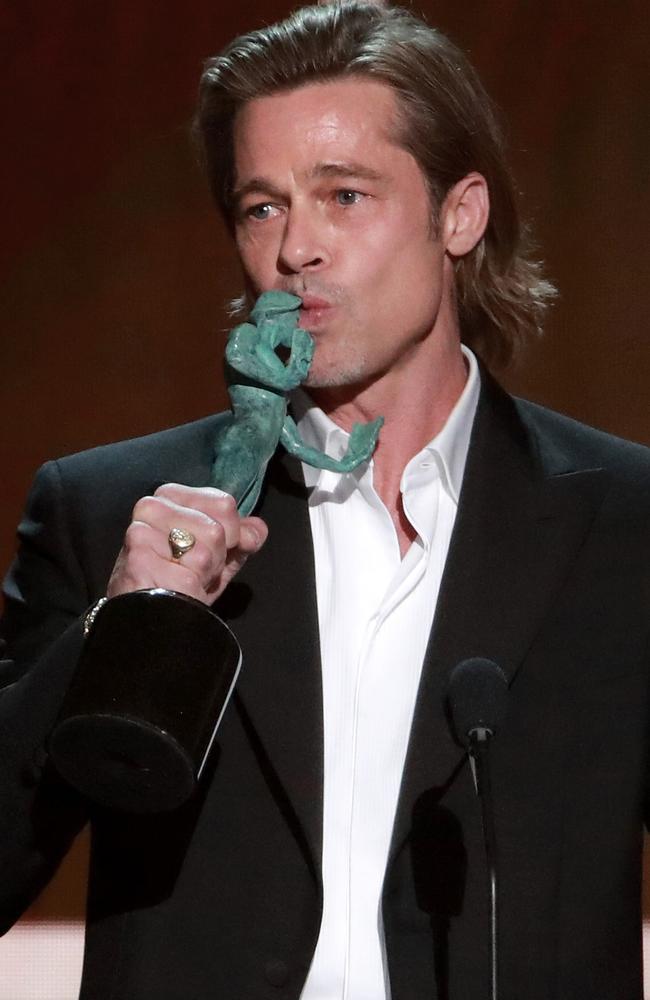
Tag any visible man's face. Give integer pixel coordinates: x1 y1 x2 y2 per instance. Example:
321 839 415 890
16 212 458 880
232 78 454 390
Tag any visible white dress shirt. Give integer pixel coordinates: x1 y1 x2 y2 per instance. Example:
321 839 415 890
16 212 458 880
296 348 480 1000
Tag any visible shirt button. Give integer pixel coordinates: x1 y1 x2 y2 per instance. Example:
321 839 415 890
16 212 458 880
264 959 289 986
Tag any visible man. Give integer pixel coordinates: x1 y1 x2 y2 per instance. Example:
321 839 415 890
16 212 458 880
1 3 649 999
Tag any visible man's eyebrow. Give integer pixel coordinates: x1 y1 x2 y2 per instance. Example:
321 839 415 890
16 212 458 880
232 161 386 207
232 177 286 207
308 161 385 183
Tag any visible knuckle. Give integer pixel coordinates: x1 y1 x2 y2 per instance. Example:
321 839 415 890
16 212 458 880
124 520 149 549
204 521 226 548
216 492 237 512
154 482 181 497
210 495 237 521
192 545 212 574
208 486 235 502
132 495 157 521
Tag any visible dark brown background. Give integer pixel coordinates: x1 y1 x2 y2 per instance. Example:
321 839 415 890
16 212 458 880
1 0 648 924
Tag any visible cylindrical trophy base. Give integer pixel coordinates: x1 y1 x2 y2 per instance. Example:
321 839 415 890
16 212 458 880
49 589 242 814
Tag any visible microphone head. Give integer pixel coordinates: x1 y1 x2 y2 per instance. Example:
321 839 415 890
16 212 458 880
446 657 508 747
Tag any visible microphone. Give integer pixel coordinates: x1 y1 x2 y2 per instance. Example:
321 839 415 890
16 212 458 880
447 656 508 750
447 658 508 1000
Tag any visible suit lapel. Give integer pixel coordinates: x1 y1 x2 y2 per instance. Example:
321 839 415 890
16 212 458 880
390 373 609 857
214 449 324 875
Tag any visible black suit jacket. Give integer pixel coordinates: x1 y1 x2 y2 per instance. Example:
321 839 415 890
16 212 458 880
1 372 650 999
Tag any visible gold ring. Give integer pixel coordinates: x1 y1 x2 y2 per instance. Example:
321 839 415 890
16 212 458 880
168 527 196 560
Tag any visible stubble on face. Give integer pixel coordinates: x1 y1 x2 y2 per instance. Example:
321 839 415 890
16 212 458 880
281 278 368 388
303 342 369 388
232 274 371 388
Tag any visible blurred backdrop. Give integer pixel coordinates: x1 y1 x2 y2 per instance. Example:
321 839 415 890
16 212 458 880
1 1 648 996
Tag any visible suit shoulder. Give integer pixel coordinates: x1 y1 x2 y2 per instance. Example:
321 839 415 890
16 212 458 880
51 414 230 490
514 398 650 484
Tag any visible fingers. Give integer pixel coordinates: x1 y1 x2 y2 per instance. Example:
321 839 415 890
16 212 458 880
151 485 241 548
108 527 214 603
152 483 268 561
236 515 269 555
106 485 268 604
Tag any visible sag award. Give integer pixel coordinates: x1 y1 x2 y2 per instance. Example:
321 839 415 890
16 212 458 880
49 292 382 813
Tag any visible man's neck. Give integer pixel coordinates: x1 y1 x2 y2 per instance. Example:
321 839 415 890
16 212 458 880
307 341 469 556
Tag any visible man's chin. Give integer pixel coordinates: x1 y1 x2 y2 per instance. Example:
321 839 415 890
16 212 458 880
303 351 369 390
304 366 366 390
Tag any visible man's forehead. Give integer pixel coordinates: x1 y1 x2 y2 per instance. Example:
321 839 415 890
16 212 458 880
237 75 400 121
232 77 403 182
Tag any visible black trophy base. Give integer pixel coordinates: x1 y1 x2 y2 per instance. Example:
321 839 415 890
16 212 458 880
50 714 195 814
49 589 242 814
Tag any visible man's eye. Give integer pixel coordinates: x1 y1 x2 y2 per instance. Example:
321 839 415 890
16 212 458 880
335 189 363 206
246 203 276 221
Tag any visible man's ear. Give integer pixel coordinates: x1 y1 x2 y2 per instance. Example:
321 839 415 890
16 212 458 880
441 172 490 257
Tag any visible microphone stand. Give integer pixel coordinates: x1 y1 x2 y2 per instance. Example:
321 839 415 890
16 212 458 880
468 728 498 1000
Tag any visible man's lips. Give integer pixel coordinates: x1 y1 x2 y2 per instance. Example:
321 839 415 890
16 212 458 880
299 295 332 311
297 296 334 330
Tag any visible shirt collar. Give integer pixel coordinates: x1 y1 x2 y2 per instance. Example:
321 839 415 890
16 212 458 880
425 345 479 503
292 345 480 503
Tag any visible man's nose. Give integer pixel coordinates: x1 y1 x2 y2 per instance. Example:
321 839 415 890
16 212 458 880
277 209 329 274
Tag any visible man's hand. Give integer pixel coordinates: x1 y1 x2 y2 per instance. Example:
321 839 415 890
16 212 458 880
106 484 268 605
